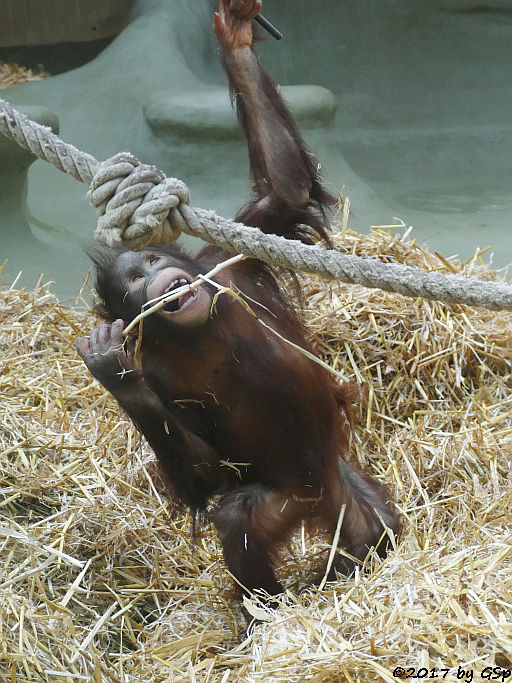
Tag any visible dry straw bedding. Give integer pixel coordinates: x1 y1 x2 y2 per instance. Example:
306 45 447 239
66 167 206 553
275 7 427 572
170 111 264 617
0 64 49 92
1 229 512 682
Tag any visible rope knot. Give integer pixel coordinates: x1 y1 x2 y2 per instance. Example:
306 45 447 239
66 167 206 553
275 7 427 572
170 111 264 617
89 152 190 250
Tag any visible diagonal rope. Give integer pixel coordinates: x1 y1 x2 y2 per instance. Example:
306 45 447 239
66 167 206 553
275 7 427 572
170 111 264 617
1 96 511 311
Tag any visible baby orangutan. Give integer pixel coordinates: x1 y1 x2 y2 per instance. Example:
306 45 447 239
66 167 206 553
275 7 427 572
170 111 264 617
77 0 399 599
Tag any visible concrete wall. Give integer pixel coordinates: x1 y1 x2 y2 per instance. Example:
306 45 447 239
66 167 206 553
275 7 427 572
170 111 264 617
0 0 133 46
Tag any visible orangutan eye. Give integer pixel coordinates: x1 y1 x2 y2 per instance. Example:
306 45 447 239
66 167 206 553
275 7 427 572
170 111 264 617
132 273 144 283
149 256 160 266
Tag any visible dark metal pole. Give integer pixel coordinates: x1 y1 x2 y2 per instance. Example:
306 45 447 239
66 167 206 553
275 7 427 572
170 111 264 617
254 14 283 40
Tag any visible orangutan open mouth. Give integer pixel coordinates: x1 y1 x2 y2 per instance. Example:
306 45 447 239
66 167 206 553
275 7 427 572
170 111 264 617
162 278 196 313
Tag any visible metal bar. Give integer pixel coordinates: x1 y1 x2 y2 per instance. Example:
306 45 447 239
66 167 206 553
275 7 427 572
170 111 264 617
254 14 283 40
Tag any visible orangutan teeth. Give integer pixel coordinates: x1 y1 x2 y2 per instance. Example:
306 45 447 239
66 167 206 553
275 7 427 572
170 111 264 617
162 278 192 313
165 278 189 294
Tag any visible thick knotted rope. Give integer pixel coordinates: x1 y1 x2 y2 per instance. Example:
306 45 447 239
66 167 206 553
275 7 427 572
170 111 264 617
89 153 187 248
1 96 512 311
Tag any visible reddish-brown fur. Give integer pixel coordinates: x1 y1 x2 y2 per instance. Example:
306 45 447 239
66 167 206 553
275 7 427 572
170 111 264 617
76 0 399 599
